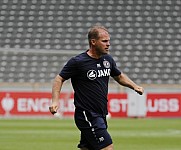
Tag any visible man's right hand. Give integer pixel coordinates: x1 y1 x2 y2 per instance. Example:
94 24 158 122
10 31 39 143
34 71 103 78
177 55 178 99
49 105 58 115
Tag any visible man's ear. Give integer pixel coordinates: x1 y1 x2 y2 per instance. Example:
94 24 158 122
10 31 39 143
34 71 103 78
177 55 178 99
91 39 96 45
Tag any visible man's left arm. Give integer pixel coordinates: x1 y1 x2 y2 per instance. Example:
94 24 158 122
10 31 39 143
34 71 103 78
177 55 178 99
113 73 144 95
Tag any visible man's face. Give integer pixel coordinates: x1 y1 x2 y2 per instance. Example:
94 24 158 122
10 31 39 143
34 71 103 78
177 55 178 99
92 29 110 55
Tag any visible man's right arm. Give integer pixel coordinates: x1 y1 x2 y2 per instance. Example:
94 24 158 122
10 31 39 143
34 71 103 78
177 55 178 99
49 75 65 114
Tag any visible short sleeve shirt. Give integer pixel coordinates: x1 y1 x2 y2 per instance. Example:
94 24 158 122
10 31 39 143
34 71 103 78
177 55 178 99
59 51 121 116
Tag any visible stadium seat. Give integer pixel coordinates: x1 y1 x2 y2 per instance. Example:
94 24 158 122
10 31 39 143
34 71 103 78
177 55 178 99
0 0 181 84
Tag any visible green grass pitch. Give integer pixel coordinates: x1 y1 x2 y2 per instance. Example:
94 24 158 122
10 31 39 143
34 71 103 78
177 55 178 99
0 118 181 150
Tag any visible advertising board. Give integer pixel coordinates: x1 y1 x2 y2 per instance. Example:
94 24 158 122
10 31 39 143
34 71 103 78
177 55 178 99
0 92 181 118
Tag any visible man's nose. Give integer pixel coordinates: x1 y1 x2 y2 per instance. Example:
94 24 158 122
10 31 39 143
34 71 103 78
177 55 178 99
107 41 110 46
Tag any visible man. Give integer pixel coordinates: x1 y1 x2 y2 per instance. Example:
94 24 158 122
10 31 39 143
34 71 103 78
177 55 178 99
49 25 144 150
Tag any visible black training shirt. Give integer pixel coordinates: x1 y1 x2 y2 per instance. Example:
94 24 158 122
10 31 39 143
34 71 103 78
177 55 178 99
59 51 121 116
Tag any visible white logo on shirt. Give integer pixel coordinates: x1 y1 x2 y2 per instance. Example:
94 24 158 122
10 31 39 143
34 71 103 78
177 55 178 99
87 69 111 80
103 60 110 68
87 70 97 80
97 64 101 68
99 137 104 142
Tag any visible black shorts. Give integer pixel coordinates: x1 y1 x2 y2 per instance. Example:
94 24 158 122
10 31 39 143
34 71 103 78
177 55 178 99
74 108 113 150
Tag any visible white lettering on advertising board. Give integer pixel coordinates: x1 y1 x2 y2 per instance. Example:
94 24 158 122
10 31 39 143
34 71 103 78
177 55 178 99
109 99 127 112
17 98 50 112
17 98 74 113
147 98 179 112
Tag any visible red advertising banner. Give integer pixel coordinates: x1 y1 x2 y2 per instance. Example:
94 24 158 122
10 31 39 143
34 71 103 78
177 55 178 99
0 91 181 118
108 93 128 117
0 92 52 116
0 92 74 117
146 93 181 117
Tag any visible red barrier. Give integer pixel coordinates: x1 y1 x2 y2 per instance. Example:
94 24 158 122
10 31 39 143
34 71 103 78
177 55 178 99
146 93 181 117
0 92 52 116
0 92 181 117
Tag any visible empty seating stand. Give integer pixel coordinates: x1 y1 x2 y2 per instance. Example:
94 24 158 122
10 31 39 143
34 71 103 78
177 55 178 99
0 0 181 84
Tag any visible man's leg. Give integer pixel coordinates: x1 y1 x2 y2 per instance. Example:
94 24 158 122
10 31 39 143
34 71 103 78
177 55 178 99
78 127 113 150
75 109 113 150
